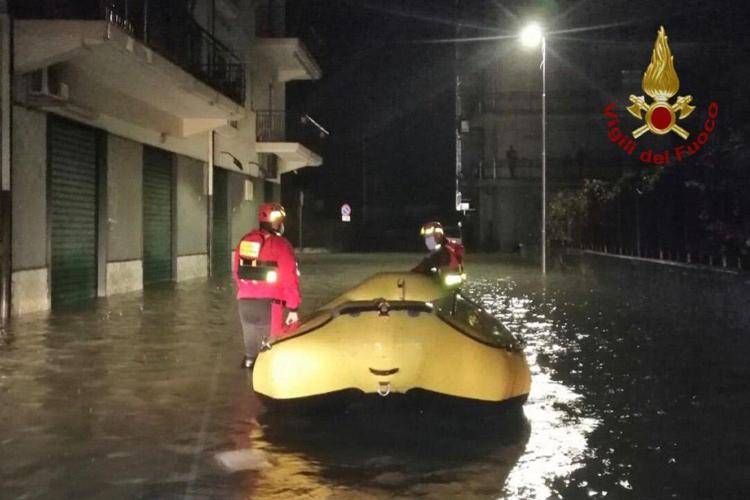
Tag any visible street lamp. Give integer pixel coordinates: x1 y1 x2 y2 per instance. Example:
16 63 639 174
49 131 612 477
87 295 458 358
520 23 543 48
519 23 547 275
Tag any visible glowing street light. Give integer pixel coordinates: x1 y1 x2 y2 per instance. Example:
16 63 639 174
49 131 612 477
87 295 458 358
519 23 547 275
520 23 543 48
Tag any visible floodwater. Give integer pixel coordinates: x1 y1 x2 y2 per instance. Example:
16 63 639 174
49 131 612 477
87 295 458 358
1 254 747 499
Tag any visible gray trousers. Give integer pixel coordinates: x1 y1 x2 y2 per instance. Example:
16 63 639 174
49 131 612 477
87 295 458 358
238 299 272 359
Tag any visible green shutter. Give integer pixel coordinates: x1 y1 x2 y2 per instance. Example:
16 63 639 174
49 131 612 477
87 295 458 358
143 147 173 285
212 168 230 275
49 116 98 307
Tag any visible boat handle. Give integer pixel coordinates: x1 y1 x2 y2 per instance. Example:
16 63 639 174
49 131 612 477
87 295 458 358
377 382 391 397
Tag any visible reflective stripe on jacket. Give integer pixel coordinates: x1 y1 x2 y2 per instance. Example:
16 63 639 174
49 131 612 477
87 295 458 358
233 229 301 309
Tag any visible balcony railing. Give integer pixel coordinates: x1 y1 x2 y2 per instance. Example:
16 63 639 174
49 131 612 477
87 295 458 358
256 110 328 156
11 0 245 105
472 91 595 115
469 158 623 182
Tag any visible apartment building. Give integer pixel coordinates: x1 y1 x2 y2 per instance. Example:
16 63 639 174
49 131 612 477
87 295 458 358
0 0 324 317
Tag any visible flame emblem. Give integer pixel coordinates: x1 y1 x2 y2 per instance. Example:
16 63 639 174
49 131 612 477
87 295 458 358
627 26 695 139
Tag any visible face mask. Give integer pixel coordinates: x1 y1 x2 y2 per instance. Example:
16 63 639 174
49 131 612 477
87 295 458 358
425 236 438 251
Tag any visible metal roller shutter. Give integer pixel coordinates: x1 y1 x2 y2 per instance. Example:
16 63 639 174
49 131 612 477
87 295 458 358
142 147 173 285
212 168 230 275
48 116 98 307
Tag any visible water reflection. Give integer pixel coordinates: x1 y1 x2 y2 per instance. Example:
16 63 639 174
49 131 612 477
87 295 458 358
246 399 530 498
465 278 600 499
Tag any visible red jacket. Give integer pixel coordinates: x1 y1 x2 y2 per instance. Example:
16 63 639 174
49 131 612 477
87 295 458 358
412 239 464 274
233 229 301 309
445 239 464 271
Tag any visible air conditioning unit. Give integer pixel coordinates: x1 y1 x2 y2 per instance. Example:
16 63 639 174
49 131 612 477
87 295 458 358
28 67 69 104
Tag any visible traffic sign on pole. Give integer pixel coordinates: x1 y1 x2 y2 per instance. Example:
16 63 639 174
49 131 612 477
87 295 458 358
341 203 352 222
341 203 352 215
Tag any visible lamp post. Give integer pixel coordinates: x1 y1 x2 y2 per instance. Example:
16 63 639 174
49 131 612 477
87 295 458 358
520 23 546 275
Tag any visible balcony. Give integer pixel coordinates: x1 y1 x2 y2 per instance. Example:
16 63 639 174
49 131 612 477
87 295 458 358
12 0 245 134
13 0 245 104
255 110 327 174
252 3 322 81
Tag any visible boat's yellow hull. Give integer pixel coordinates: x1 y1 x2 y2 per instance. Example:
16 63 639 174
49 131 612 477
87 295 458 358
252 272 531 404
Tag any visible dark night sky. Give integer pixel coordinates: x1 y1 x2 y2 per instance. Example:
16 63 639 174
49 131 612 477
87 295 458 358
283 0 750 251
284 0 458 250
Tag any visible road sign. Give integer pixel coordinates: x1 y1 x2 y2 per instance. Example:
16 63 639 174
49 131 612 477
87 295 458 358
341 203 352 222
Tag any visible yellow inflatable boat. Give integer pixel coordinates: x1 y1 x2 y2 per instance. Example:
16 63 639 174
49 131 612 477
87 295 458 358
252 272 531 407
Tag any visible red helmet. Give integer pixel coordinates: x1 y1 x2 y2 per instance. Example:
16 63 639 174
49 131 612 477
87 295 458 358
420 221 445 241
258 203 286 224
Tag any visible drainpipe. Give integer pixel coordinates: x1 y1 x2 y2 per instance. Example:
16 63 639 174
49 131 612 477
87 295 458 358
143 0 149 45
207 131 214 277
0 12 12 326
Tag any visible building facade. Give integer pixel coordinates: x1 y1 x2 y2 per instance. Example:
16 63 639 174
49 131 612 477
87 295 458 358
1 0 324 318
454 0 743 255
457 37 630 252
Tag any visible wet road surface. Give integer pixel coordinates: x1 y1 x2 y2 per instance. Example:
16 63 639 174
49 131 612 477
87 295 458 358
1 253 747 499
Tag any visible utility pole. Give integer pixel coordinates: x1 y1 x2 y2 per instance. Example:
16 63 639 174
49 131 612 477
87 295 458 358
361 128 367 245
635 188 642 256
541 36 547 275
298 190 304 249
454 0 464 217
0 8 11 326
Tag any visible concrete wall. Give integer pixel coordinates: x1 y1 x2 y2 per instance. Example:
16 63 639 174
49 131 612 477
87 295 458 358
479 181 541 251
479 180 580 252
175 154 208 281
251 57 286 112
107 136 143 260
563 250 750 331
11 105 46 270
11 105 48 314
229 172 259 245
106 135 143 295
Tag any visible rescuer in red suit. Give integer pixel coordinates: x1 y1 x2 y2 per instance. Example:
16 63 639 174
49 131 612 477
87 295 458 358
233 203 301 369
412 221 464 274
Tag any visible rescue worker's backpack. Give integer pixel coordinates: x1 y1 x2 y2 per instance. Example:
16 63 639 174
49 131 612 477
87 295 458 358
237 231 279 283
445 238 465 271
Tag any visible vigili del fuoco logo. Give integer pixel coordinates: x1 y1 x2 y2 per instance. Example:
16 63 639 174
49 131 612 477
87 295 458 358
603 26 718 166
